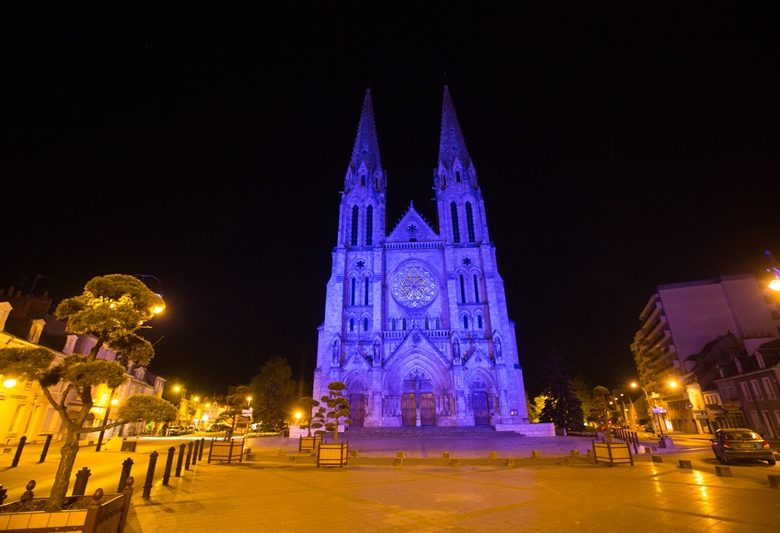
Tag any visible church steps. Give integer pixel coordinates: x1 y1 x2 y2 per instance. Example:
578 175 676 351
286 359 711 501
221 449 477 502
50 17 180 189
344 427 521 439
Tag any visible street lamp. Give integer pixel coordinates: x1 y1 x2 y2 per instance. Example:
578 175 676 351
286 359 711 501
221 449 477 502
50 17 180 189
172 384 187 425
630 381 662 436
764 250 780 291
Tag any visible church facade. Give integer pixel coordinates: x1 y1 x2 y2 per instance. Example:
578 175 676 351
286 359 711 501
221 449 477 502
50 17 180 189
313 87 541 433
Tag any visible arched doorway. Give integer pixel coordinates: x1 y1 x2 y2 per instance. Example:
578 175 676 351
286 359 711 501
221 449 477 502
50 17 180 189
401 368 435 427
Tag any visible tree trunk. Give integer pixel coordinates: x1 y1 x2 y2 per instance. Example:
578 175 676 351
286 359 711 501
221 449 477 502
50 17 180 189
332 428 338 444
45 430 80 511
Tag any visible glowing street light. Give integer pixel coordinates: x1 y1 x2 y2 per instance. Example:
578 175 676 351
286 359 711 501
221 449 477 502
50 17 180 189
765 250 780 291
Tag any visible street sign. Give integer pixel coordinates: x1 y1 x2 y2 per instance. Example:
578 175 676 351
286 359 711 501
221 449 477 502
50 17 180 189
651 407 667 414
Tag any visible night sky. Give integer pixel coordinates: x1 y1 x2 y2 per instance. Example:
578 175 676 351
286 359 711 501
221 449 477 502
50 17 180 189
5 4 779 398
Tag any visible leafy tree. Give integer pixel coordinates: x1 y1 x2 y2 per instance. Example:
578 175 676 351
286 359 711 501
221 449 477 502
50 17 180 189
591 385 611 428
249 356 298 432
571 376 597 424
0 274 173 511
312 381 351 444
538 348 585 434
526 392 546 423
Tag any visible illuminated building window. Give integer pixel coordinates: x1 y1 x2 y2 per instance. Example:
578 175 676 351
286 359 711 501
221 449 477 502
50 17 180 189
351 205 359 246
451 202 460 243
365 205 373 245
466 202 475 242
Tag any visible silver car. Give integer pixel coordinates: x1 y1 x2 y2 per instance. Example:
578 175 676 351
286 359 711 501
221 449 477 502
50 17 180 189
710 428 776 465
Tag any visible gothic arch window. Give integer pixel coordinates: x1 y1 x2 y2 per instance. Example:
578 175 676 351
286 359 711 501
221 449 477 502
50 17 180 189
463 315 469 330
351 277 357 306
424 317 429 329
459 274 466 303
450 202 461 243
364 277 370 305
360 174 366 186
477 314 483 329
363 317 369 331
441 175 447 190
351 205 359 246
456 170 462 183
435 316 441 329
349 317 355 332
391 318 397 330
365 205 373 246
402 317 407 330
473 273 480 303
465 202 476 242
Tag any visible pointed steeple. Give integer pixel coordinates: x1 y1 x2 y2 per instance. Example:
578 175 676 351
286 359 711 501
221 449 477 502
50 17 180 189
346 89 383 188
438 85 473 173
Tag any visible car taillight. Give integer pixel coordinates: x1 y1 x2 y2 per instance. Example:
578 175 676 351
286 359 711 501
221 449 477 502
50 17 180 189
761 441 770 449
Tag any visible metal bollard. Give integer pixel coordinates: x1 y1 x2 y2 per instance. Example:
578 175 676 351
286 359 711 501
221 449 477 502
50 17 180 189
72 467 91 496
38 434 53 463
143 451 158 499
11 436 27 468
175 443 186 477
117 457 134 492
185 441 194 470
162 446 175 485
0 484 7 504
191 439 200 466
199 438 206 461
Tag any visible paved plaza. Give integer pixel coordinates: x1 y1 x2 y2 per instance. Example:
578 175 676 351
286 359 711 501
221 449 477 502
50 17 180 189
2 432 779 532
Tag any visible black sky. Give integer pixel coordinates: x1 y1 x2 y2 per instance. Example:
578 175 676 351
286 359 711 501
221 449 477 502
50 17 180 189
4 3 779 398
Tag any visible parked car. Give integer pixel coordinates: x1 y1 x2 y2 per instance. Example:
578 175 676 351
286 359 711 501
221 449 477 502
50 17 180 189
165 426 185 436
710 428 776 465
207 422 232 432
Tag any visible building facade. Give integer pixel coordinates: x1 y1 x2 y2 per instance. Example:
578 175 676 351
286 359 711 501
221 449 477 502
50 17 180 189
631 274 780 434
312 87 543 434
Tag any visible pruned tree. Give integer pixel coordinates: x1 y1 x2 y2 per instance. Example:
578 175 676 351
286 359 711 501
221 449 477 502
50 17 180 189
219 385 253 436
0 274 173 511
312 381 351 444
297 396 320 436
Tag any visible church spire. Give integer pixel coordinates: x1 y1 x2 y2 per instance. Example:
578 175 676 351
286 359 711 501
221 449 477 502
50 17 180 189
345 89 383 193
437 85 475 178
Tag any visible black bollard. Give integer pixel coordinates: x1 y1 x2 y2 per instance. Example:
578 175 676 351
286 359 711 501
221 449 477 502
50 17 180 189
38 434 53 464
72 467 91 496
162 446 175 485
175 443 186 477
117 457 134 493
185 441 194 470
143 451 158 499
10 435 27 468
198 438 205 461
0 484 7 505
191 439 200 465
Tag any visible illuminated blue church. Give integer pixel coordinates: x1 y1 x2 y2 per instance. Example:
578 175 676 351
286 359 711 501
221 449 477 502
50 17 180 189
313 87 541 433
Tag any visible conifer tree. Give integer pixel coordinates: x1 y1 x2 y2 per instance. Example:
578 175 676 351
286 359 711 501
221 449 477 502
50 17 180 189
538 347 585 433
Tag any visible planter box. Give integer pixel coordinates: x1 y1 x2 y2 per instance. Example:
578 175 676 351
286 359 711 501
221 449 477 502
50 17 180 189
592 441 634 466
317 442 348 468
207 438 244 463
299 435 322 453
0 487 131 532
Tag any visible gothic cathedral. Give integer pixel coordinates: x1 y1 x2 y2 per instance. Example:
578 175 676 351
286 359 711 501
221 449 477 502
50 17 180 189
313 87 537 433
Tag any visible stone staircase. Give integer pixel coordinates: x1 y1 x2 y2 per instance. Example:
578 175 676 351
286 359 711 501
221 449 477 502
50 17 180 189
344 426 522 439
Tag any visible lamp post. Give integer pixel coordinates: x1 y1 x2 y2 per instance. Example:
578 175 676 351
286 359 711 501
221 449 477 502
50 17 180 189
172 384 186 426
95 392 118 452
631 381 662 436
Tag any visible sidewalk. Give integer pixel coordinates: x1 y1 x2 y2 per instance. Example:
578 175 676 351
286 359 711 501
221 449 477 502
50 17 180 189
3 432 778 532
